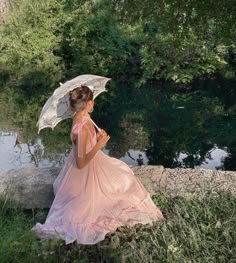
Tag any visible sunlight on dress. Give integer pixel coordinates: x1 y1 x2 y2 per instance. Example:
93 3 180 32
31 113 164 245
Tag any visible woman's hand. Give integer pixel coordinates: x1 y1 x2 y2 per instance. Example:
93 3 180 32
96 129 110 148
97 129 107 141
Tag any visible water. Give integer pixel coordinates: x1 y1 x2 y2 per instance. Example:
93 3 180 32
0 77 235 175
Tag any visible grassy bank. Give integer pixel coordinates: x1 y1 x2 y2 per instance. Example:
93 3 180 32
0 191 236 263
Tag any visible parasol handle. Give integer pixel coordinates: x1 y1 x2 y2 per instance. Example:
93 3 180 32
89 118 101 132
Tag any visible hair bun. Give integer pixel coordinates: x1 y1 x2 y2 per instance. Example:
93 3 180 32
69 85 93 112
69 87 81 100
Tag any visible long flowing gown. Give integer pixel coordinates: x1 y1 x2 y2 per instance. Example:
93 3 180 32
31 113 164 245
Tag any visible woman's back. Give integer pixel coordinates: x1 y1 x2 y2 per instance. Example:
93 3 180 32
70 115 97 157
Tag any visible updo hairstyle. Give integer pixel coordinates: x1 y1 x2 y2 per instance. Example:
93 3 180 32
69 85 93 112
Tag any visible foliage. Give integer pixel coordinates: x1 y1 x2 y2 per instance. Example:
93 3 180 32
111 0 236 43
139 30 229 84
59 0 142 81
0 0 235 88
0 0 65 93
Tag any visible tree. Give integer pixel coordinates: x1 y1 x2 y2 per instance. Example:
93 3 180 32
0 0 65 93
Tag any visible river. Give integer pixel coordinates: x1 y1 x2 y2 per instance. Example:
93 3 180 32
0 76 235 175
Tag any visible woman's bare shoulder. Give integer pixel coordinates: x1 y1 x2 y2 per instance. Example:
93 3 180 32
71 118 90 134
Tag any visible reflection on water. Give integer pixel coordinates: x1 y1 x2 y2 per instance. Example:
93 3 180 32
0 130 148 175
177 147 229 170
0 76 235 175
0 130 65 175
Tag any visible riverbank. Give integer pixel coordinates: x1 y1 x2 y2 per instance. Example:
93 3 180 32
1 166 236 262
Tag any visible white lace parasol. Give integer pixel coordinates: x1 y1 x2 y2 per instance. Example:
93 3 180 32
36 74 111 134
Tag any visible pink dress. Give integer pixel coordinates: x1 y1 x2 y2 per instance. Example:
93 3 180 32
31 113 164 245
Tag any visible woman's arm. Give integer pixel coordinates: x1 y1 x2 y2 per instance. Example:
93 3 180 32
75 126 110 169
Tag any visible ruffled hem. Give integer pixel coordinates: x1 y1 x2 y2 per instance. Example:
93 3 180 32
31 193 164 245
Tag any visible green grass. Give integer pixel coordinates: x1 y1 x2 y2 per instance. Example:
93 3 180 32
0 191 236 263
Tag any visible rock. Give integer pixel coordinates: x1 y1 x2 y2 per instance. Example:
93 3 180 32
0 167 59 209
131 165 167 194
164 167 236 198
0 166 236 208
0 0 8 22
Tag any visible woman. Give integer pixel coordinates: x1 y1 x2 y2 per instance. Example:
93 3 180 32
31 85 164 245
